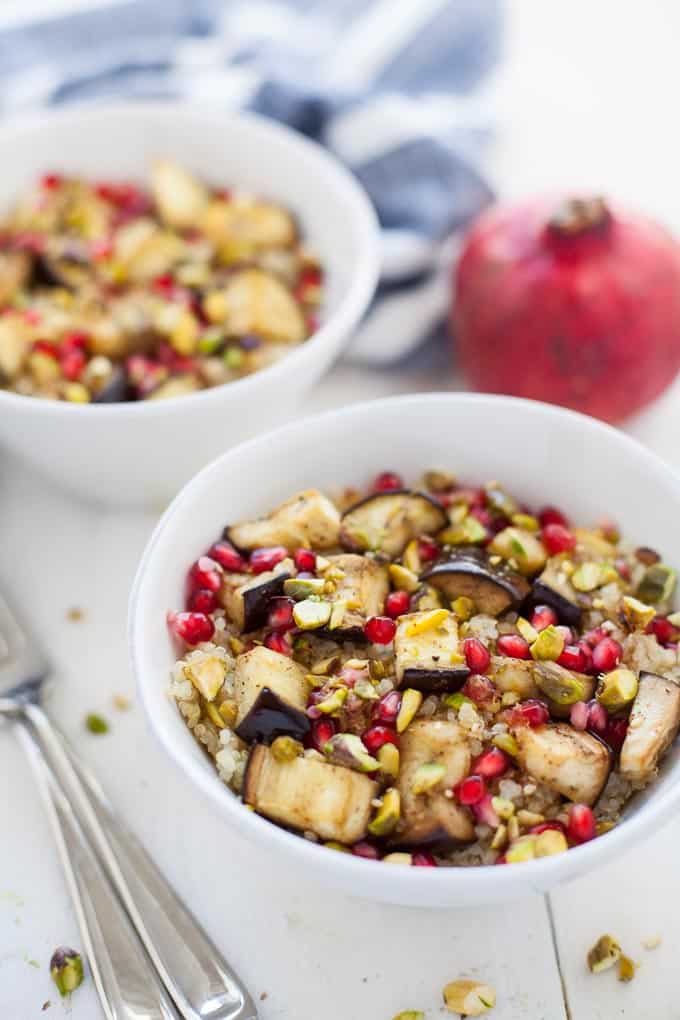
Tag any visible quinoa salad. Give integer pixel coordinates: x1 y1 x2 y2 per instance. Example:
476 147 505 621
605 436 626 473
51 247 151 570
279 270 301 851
167 470 680 867
0 162 322 402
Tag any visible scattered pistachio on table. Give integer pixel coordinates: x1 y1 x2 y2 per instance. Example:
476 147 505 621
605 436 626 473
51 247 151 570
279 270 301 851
50 947 84 997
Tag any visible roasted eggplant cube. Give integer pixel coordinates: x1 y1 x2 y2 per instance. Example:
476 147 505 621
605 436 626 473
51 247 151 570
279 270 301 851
234 646 309 743
524 561 582 628
620 671 680 784
340 489 447 558
93 365 132 403
322 553 390 639
394 719 474 848
421 549 530 617
394 610 469 693
220 564 291 632
225 489 341 552
514 722 611 805
243 744 378 843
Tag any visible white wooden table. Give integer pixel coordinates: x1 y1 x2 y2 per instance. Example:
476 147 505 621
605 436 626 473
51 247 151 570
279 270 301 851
3 2 680 1017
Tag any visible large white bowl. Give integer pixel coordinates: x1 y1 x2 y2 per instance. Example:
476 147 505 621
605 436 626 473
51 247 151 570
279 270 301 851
130 393 680 907
0 103 379 506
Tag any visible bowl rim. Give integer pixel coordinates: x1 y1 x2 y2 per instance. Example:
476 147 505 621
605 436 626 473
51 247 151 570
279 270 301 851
0 101 380 418
130 392 680 897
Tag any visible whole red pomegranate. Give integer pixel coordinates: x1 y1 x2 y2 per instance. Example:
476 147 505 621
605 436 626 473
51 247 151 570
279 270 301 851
452 195 680 423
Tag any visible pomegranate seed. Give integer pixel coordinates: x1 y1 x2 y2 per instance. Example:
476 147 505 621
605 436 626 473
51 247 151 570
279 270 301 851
557 644 587 671
12 231 46 254
583 626 608 648
412 851 438 867
250 546 288 574
385 590 410 618
364 616 397 644
23 309 41 326
209 541 248 573
647 616 675 645
371 471 403 492
538 506 569 528
566 804 596 844
41 172 62 190
61 331 88 353
469 506 493 529
602 717 628 752
60 348 86 381
374 690 402 724
294 548 317 572
569 701 589 730
417 537 440 562
497 634 531 659
530 605 558 631
167 611 214 645
189 555 222 592
264 630 293 657
555 624 574 644
267 597 295 631
577 640 594 673
187 588 218 614
591 637 622 673
461 674 498 705
309 718 336 752
586 700 608 734
542 523 576 555
32 339 59 359
90 238 113 260
511 699 550 727
472 747 509 779
495 854 508 865
463 637 491 674
530 820 566 835
472 793 500 827
351 841 380 860
362 725 399 754
615 558 632 581
454 774 486 805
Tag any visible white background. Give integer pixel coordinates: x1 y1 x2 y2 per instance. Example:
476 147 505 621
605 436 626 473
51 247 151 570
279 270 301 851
3 2 680 1018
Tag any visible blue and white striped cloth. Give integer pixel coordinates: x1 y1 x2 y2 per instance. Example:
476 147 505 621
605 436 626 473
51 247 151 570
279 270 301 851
0 0 502 364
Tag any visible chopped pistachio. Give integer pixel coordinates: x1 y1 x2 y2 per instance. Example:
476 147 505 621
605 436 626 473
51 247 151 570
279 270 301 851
413 586 445 611
642 935 662 951
493 732 519 756
377 742 400 780
271 736 303 763
534 662 587 704
219 700 238 727
596 668 638 712
64 382 91 403
50 948 84 997
389 563 420 593
284 577 326 600
85 713 108 735
500 691 520 707
621 595 656 630
293 599 332 630
184 655 226 701
485 481 519 518
530 625 565 662
491 796 515 820
112 694 131 711
354 678 379 701
66 606 85 622
490 824 508 850
382 852 412 865
228 636 245 656
517 617 539 643
571 562 606 593
443 979 496 1016
444 692 475 711
667 612 680 628
441 515 487 546
506 815 520 841
396 688 423 733
316 687 348 715
392 1012 425 1020
368 659 386 681
617 955 636 982
368 787 401 836
516 809 545 827
310 654 341 676
223 346 243 369
403 608 449 636
205 701 226 729
489 526 546 575
637 563 676 604
411 762 446 795
511 512 540 532
452 595 476 621
505 835 536 864
587 934 622 973
324 841 350 853
534 829 568 857
323 733 379 772
403 539 422 574
424 468 456 492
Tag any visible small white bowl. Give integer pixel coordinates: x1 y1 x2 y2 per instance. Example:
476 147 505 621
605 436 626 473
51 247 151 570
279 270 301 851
0 103 379 506
130 393 680 907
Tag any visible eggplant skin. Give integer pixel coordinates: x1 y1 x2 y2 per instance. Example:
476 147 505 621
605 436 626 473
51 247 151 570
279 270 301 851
234 687 310 744
340 489 447 558
243 744 378 843
524 580 581 628
422 550 530 617
93 366 132 403
400 666 469 694
220 570 291 632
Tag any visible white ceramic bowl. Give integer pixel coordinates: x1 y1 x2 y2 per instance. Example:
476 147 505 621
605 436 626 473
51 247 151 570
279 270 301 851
130 393 680 907
0 103 379 506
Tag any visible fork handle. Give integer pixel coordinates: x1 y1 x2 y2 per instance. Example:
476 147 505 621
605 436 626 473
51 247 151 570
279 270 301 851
17 722 182 1020
23 702 258 1020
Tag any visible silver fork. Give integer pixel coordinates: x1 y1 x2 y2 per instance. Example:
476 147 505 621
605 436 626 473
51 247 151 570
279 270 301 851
0 592 258 1020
